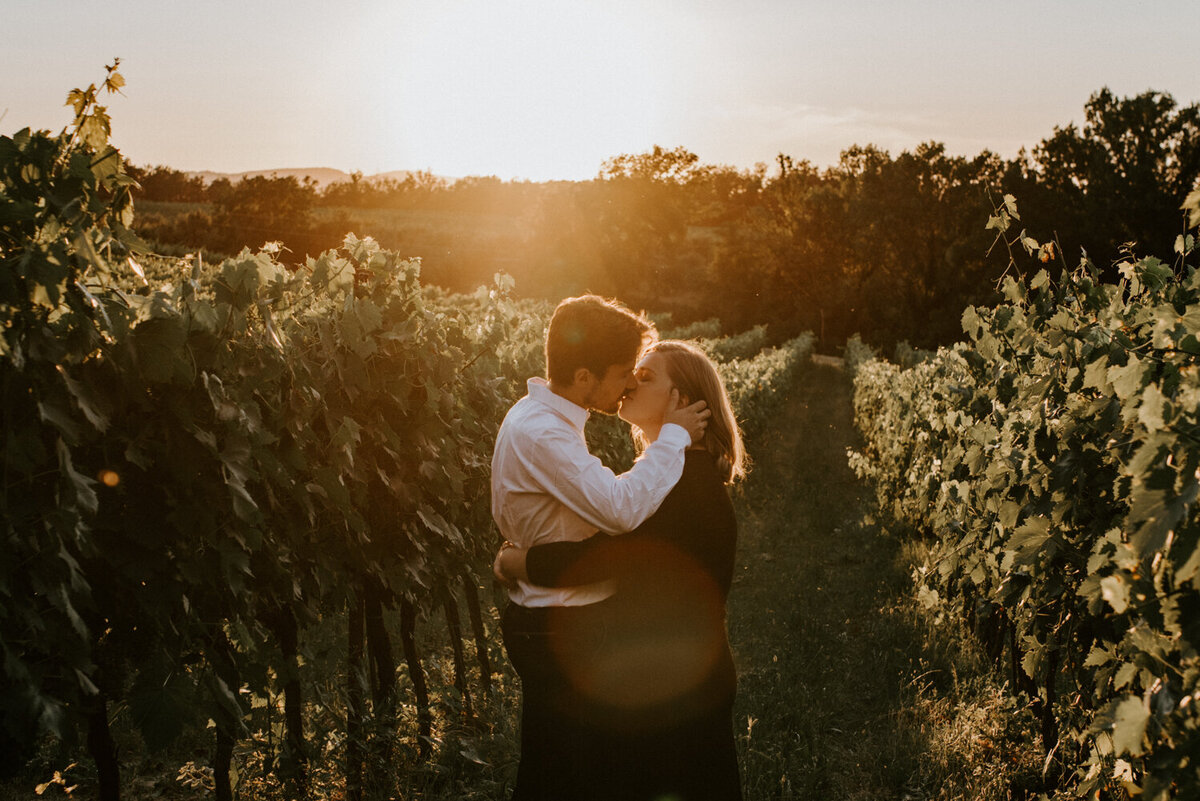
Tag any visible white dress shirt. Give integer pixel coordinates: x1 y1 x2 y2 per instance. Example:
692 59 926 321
491 377 690 607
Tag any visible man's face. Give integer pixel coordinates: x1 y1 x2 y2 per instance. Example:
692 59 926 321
582 359 638 414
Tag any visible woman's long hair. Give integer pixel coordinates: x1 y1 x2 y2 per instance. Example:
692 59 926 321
634 340 747 484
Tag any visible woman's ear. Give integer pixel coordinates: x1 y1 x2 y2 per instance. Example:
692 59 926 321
676 390 691 408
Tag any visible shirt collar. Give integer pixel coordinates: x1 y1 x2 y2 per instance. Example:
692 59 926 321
527 377 589 432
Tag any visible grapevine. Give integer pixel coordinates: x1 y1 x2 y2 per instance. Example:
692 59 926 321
0 68 814 798
850 196 1200 799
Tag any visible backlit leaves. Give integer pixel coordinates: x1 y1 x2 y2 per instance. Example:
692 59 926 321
1 64 817 772
851 195 1200 797
1111 696 1150 756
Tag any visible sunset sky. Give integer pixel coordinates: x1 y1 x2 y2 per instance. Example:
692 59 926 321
5 0 1199 181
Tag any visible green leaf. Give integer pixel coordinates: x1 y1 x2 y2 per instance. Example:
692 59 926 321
129 667 196 751
1007 517 1050 566
1001 276 1026 304
187 299 220 333
228 478 259 522
1083 357 1110 390
75 668 100 696
1003 193 1019 219
1083 643 1114 668
917 584 940 609
39 397 84 445
1128 467 1195 557
961 306 982 338
60 370 110 433
1111 696 1149 756
203 673 244 732
1177 540 1200 583
90 146 120 181
330 416 362 462
1108 358 1147 401
57 438 98 515
79 108 112 150
103 70 126 93
355 297 383 335
1021 642 1043 678
1100 574 1130 614
1136 384 1168 432
1128 625 1169 661
417 505 451 536
131 316 189 384
1183 187 1200 228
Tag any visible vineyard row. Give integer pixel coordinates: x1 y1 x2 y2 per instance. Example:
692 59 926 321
0 81 813 800
849 198 1200 800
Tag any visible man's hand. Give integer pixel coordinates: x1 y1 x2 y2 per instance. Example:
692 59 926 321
493 541 528 587
663 388 710 444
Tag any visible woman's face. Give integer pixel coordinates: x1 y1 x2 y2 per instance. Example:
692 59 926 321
618 351 676 429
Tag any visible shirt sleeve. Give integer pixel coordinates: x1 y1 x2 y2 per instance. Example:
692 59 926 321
521 422 690 534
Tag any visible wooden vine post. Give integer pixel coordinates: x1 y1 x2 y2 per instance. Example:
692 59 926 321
85 697 119 801
441 584 474 718
208 630 243 801
399 598 432 756
461 575 494 691
346 596 366 801
272 606 309 799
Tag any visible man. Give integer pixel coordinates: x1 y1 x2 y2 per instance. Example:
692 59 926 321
491 295 709 800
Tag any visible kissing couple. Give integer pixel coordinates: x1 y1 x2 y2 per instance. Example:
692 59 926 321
492 295 746 801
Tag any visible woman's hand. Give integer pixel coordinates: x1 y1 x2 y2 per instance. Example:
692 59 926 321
493 540 529 587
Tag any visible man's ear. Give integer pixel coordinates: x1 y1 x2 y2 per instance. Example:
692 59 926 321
573 366 595 390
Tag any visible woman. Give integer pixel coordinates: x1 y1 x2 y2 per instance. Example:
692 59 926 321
496 339 746 801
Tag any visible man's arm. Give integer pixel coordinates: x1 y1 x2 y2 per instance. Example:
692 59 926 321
521 393 709 534
523 426 685 533
663 392 711 444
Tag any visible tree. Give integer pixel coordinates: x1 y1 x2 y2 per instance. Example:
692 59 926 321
126 164 207 203
1033 88 1200 267
211 174 318 255
599 145 703 183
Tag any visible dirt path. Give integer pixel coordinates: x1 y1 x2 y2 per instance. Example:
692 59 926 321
728 363 939 800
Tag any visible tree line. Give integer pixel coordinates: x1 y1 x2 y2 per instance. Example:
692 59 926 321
131 88 1200 352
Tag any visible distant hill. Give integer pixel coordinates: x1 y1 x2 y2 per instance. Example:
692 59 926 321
187 168 445 189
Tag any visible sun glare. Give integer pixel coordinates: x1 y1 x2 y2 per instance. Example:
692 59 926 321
368 1 675 180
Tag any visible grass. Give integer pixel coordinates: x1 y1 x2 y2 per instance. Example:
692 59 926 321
1 364 1045 800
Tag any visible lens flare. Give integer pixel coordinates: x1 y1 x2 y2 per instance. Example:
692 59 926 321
548 539 727 727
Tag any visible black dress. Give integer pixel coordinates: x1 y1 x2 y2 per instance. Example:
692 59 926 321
524 448 742 801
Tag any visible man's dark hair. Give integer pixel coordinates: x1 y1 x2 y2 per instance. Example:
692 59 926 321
545 295 656 385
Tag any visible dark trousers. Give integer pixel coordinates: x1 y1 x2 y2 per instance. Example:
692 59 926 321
501 602 616 801
502 601 742 801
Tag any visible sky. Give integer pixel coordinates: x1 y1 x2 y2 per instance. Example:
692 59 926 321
4 0 1199 182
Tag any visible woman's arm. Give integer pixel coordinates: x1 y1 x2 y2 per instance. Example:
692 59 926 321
525 535 621 587
494 459 705 589
493 532 631 588
531 457 734 592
